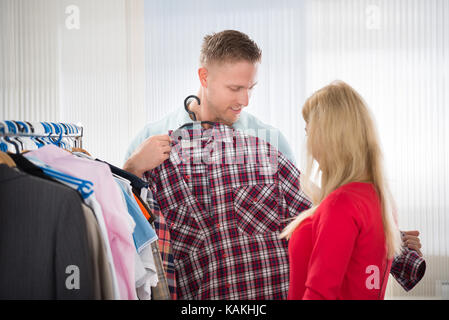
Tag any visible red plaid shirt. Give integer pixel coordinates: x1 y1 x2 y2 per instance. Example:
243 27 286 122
390 247 426 291
145 122 425 299
146 123 311 299
151 206 177 299
143 188 177 300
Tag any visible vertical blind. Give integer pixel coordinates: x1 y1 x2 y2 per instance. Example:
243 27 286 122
0 0 61 122
58 0 146 167
0 0 145 167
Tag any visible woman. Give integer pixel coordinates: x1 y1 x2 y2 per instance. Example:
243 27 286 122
280 80 402 300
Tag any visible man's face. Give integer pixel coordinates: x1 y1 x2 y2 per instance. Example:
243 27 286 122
202 60 259 126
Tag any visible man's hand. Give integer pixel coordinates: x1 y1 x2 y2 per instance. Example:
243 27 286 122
123 134 172 177
401 230 423 257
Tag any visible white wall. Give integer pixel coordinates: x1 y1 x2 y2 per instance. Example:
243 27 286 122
1 0 61 122
144 0 307 163
0 0 146 167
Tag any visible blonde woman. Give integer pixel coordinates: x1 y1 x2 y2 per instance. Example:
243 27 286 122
280 81 402 300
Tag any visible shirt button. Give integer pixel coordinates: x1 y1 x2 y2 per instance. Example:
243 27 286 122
184 175 190 181
216 223 221 229
222 253 227 258
225 283 231 289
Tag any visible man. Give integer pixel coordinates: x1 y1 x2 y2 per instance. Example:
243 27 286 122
124 30 295 175
124 30 424 298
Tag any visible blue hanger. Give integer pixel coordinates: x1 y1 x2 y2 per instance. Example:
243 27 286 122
4 121 17 134
39 122 52 145
23 122 44 149
33 161 94 199
2 121 23 153
3 136 20 154
53 123 65 148
11 121 26 151
0 140 8 152
0 122 7 152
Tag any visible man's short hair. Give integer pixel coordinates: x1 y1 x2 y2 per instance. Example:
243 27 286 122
200 30 262 66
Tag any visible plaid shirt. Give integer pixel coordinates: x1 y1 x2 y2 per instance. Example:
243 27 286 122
146 123 311 299
390 247 426 291
145 122 425 299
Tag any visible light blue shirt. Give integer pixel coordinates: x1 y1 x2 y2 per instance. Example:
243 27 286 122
115 178 158 253
124 107 296 165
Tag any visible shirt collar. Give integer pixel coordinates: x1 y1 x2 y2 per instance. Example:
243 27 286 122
169 121 237 145
176 105 246 132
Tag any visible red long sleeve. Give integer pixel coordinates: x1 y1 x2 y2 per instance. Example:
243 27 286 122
288 182 392 300
303 192 359 299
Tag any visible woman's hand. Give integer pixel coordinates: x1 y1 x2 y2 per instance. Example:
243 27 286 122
401 230 423 256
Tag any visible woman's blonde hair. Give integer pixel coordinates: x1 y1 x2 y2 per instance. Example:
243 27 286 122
280 80 401 259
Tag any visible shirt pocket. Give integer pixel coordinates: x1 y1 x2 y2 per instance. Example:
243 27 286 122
164 202 205 262
233 183 280 236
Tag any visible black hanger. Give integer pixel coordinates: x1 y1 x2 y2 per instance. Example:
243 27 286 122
184 95 200 121
171 121 220 146
96 158 149 191
25 121 34 134
11 121 25 151
26 121 45 146
178 121 217 130
12 121 27 134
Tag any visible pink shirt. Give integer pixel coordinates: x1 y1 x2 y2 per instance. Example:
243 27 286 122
28 145 137 300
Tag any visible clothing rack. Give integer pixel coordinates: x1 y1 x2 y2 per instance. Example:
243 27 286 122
0 120 83 151
0 120 172 300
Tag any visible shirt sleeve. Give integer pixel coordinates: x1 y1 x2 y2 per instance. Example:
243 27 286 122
390 247 426 291
277 155 312 219
303 193 360 300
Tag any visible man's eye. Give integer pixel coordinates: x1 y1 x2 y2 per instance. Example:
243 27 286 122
229 87 239 92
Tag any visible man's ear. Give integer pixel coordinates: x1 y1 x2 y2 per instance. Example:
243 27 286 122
198 67 208 88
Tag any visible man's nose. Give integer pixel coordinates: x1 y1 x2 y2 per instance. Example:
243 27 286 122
238 89 250 107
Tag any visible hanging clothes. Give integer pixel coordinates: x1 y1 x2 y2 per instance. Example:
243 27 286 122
1 121 174 300
95 157 173 299
4 153 114 299
114 176 159 300
21 153 121 299
0 164 95 299
114 177 158 252
75 150 172 300
81 203 115 299
145 122 312 299
26 145 137 300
